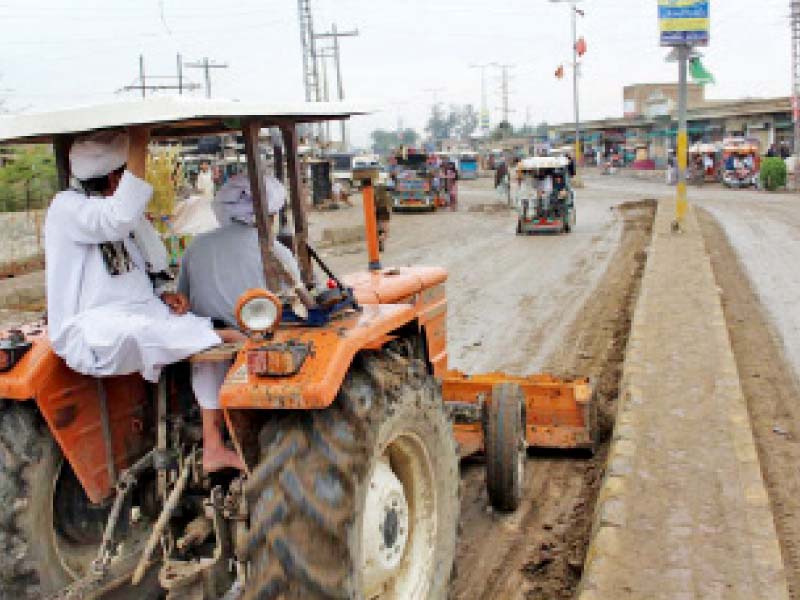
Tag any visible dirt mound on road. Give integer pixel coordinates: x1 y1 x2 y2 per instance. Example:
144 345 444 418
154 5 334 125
451 200 655 600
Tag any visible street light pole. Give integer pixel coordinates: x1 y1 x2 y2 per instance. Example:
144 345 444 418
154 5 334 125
571 2 581 167
550 0 583 171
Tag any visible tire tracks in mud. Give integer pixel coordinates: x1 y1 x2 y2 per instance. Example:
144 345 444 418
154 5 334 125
451 200 656 600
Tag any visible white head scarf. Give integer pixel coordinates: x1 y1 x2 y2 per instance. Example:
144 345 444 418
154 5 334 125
212 173 287 226
70 131 129 180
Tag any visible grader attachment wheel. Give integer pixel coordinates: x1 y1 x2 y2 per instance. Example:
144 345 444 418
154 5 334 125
242 350 459 599
483 383 527 512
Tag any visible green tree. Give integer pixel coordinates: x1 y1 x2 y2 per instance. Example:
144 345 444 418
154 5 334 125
760 157 787 191
0 146 57 212
370 128 420 156
399 128 418 147
427 104 482 142
490 121 514 141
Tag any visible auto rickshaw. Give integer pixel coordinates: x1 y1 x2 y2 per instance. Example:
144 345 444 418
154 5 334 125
515 156 576 235
688 142 721 185
722 138 760 188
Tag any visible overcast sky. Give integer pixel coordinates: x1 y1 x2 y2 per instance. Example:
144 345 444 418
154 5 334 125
0 0 792 147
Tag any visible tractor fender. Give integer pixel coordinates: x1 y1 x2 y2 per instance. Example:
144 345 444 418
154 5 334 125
344 266 449 376
220 303 421 410
0 333 148 504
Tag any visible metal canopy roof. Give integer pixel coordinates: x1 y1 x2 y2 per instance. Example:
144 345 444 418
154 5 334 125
518 156 569 170
0 97 369 145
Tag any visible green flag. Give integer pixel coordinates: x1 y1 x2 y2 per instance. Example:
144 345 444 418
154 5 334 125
690 57 715 85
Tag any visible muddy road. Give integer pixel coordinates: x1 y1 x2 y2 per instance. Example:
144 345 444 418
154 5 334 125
317 178 655 599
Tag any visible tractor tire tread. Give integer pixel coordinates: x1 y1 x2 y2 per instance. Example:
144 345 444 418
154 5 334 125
243 350 458 600
483 383 525 512
0 402 48 599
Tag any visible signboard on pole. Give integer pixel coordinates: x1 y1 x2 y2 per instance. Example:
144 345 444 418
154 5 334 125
481 108 490 130
658 0 710 47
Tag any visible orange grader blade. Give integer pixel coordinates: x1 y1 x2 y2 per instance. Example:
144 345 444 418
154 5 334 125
442 370 595 454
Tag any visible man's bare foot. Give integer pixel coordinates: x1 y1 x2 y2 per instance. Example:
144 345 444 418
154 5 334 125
203 446 246 473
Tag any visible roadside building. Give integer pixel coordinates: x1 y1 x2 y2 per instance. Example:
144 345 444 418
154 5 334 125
548 87 792 169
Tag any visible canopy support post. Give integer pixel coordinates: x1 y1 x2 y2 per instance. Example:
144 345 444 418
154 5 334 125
54 134 74 192
242 118 282 292
279 122 313 287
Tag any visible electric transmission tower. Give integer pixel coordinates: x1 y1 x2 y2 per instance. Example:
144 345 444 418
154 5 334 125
494 64 515 132
297 0 321 103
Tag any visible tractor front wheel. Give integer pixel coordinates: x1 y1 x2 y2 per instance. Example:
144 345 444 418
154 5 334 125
242 351 459 599
483 383 526 512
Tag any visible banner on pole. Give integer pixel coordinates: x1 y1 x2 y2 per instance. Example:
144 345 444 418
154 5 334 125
658 0 709 47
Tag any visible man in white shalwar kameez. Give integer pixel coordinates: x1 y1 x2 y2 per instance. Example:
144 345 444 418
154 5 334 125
45 128 242 472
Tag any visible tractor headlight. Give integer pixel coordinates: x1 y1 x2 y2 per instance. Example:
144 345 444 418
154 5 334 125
235 289 282 335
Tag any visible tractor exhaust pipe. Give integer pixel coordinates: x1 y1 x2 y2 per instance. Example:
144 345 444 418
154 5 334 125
360 177 382 271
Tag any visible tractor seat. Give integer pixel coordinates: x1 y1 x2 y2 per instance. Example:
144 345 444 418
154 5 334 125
189 342 243 363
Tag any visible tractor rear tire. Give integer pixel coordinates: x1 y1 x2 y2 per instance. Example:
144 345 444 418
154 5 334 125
483 383 526 512
0 403 109 598
242 351 459 599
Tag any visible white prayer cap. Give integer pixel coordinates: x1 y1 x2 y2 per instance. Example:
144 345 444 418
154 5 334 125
69 131 129 180
212 173 286 226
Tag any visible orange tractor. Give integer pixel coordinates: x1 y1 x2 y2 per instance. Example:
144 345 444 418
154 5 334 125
0 98 593 599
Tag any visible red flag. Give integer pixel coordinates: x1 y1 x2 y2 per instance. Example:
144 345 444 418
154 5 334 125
575 37 587 57
555 64 564 79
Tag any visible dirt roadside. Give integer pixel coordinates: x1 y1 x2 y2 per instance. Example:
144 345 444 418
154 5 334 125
451 200 655 600
699 209 800 599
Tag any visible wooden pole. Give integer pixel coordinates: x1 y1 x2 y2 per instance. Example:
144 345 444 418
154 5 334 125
280 122 313 287
242 118 282 292
53 134 73 192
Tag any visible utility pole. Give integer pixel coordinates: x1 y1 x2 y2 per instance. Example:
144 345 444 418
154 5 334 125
425 87 444 106
549 0 584 168
470 63 493 136
315 24 359 149
177 53 183 94
571 2 581 166
792 0 799 189
493 64 514 135
139 54 146 99
120 54 201 97
424 88 445 145
185 57 229 98
318 49 335 145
